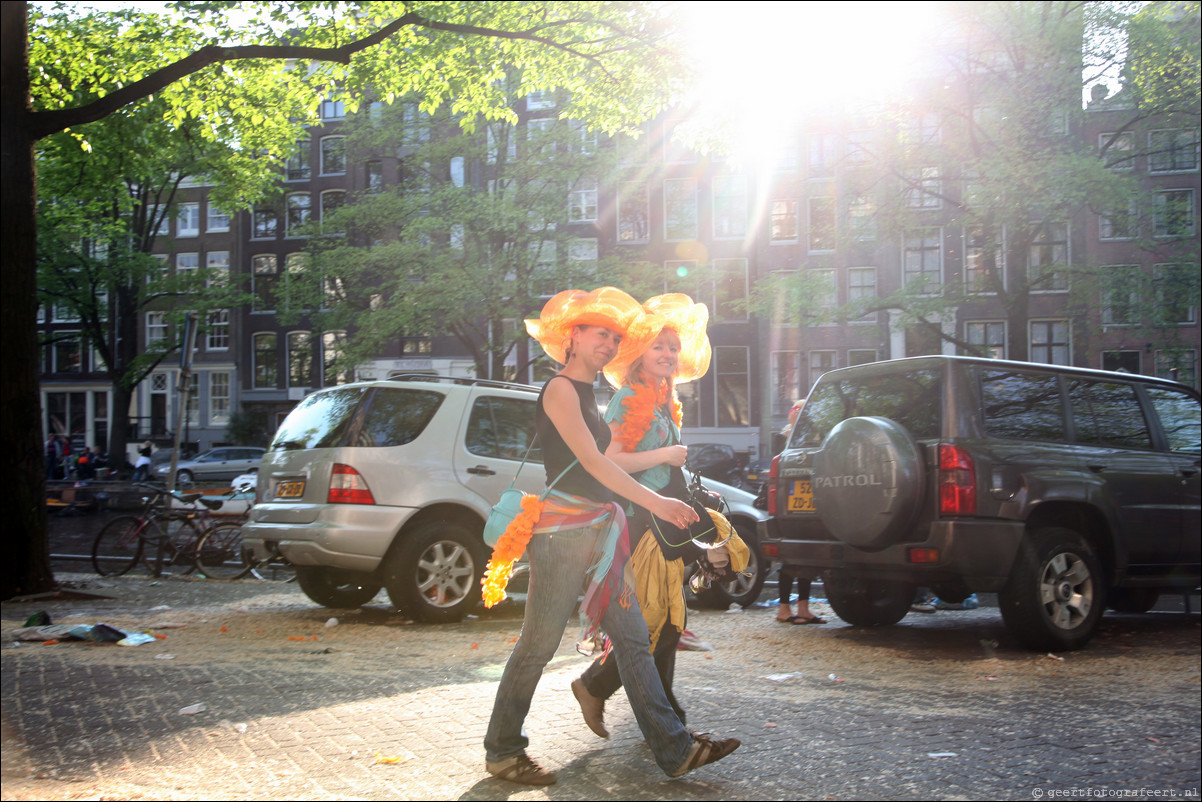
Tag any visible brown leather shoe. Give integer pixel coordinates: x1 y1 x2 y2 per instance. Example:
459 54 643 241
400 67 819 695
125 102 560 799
571 678 609 738
669 733 741 777
486 753 557 786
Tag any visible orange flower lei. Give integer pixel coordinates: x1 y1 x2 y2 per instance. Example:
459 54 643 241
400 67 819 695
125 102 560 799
614 381 683 451
481 493 546 607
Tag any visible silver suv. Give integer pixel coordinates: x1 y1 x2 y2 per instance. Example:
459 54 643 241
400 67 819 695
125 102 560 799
762 356 1200 651
243 376 766 623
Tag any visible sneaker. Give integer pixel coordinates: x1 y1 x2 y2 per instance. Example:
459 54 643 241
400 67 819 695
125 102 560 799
910 601 937 614
486 753 557 786
669 733 741 778
570 678 609 738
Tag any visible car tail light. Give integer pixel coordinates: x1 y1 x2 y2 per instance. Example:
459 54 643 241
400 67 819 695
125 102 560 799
938 444 976 516
766 455 781 516
328 463 376 505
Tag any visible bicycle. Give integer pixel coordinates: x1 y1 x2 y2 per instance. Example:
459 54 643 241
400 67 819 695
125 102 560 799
91 484 250 579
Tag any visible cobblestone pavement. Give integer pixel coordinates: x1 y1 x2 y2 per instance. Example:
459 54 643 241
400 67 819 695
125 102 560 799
1 515 1199 801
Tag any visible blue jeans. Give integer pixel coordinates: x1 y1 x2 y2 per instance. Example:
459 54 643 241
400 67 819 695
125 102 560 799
484 524 693 774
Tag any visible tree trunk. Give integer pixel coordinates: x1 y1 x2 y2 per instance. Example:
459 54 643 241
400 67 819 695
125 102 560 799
1 2 54 599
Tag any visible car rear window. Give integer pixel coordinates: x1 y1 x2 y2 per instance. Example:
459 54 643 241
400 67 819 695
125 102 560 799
980 369 1067 442
351 388 444 447
789 368 942 447
270 387 369 450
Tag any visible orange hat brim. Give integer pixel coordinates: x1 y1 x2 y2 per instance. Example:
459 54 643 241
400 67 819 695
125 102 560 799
603 293 711 388
525 287 645 366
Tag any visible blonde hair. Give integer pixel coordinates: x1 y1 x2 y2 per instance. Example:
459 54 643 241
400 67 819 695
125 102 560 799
623 328 681 395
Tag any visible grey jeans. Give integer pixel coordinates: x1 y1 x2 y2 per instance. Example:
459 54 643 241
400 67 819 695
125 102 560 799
483 524 693 774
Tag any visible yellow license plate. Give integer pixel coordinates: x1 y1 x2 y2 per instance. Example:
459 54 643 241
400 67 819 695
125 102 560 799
787 479 815 513
275 480 305 499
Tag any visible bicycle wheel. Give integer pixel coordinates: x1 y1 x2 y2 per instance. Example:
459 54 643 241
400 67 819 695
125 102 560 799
92 516 145 576
143 515 202 576
194 522 251 580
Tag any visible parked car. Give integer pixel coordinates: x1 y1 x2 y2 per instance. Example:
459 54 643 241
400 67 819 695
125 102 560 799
686 442 750 490
154 447 265 484
760 355 1201 651
242 376 767 623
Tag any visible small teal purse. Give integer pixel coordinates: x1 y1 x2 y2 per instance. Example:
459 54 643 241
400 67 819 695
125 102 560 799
484 436 577 547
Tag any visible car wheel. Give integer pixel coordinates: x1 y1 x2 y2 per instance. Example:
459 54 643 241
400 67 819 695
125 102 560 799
383 520 485 624
295 565 382 608
177 469 195 485
999 527 1105 652
1106 587 1160 614
824 573 913 627
693 521 766 609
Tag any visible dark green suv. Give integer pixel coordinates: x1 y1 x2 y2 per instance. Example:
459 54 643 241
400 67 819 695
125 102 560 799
760 356 1201 651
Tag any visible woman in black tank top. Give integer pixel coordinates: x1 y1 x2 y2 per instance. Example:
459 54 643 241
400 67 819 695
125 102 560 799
483 288 740 785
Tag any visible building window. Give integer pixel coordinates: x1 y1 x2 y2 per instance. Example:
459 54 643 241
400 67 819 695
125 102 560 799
664 125 696 164
616 126 651 166
904 111 940 145
848 195 877 241
1099 201 1137 241
285 192 311 237
176 202 200 237
286 136 311 180
287 331 313 388
321 190 346 233
1099 132 1134 171
320 97 345 119
617 183 649 243
526 118 556 162
1028 222 1069 291
965 227 1004 291
770 199 798 242
206 309 229 350
1102 350 1141 374
847 266 877 322
206 204 230 233
715 346 750 427
366 160 384 193
965 321 1006 359
848 349 878 366
1153 189 1196 238
1101 265 1141 326
449 156 466 188
569 178 598 223
253 333 277 388
185 372 199 425
210 372 230 425
152 205 171 236
906 167 941 209
176 252 199 276
322 330 351 386
146 313 167 346
663 178 698 241
809 350 836 389
54 332 83 373
846 130 873 166
1148 129 1200 174
568 238 598 268
808 197 836 252
252 206 278 239
903 228 942 290
206 251 229 286
1030 320 1070 365
712 174 748 239
1154 264 1198 325
525 89 554 110
252 254 278 312
1156 350 1197 387
712 258 748 323
320 136 346 175
807 134 838 177
770 351 801 415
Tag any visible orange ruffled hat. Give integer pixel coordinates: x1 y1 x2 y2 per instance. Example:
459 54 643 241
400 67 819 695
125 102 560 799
603 293 711 388
525 287 649 365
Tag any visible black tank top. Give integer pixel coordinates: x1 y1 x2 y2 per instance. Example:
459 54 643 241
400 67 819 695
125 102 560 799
535 375 613 503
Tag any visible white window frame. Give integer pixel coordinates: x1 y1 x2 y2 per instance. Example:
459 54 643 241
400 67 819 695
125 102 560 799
285 192 311 238
964 226 1005 292
146 312 168 346
568 178 598 223
1148 129 1200 174
205 251 230 287
176 202 200 237
770 350 801 415
663 178 698 242
1027 222 1071 292
617 183 650 244
712 258 749 323
176 252 199 276
1154 263 1198 325
714 345 751 427
320 136 346 176
206 309 230 351
209 372 231 425
253 332 278 389
770 199 798 243
1153 189 1197 238
903 227 943 291
847 266 877 324
807 196 836 254
1029 319 1072 366
1099 132 1134 171
206 204 230 233
965 320 1007 359
712 174 748 240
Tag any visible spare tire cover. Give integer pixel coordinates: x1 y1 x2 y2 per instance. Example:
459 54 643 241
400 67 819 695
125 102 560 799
812 416 924 550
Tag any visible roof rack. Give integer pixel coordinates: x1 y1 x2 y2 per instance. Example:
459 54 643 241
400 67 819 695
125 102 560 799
382 374 540 393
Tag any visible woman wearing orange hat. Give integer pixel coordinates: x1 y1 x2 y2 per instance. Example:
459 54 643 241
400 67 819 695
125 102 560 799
481 288 740 786
568 293 742 736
